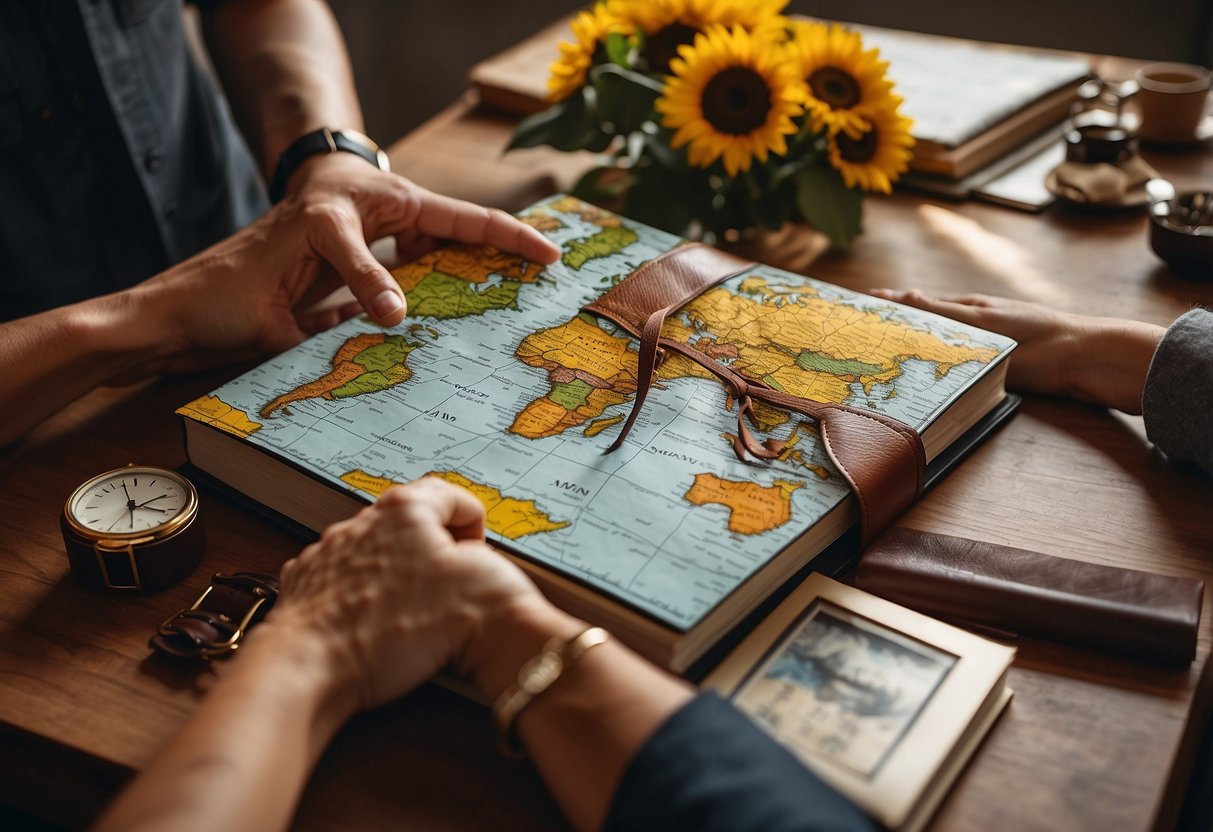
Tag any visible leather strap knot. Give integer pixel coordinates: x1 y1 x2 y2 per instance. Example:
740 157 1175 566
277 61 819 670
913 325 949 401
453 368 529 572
581 243 926 544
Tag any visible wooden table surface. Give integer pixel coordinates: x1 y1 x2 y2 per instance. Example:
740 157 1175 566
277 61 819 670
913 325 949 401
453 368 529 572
2 91 1212 832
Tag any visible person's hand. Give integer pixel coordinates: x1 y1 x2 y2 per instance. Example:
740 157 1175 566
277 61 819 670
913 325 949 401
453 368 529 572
282 153 562 322
870 290 1165 414
262 477 567 716
123 164 561 380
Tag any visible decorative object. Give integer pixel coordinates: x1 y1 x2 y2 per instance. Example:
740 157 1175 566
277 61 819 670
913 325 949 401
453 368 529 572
507 1 914 248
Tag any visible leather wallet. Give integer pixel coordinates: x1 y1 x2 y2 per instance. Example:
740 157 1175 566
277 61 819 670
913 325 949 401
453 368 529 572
855 527 1204 665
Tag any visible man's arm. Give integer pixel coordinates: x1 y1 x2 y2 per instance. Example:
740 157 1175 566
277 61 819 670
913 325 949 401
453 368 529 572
199 0 363 174
0 189 557 449
200 0 514 326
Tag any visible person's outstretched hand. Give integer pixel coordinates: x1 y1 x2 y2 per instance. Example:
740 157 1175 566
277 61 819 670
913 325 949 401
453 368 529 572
870 290 1165 414
280 154 562 325
129 168 560 379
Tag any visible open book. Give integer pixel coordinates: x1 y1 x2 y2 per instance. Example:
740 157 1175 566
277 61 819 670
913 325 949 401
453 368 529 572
178 195 1015 671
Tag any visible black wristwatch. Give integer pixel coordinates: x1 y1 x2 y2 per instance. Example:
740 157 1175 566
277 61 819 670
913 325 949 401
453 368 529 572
269 127 390 203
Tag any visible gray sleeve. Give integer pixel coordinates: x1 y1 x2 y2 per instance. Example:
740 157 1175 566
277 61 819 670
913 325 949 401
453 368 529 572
1142 308 1213 476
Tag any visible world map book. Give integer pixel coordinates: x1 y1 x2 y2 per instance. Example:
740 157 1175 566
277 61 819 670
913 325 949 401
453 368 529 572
178 195 1015 671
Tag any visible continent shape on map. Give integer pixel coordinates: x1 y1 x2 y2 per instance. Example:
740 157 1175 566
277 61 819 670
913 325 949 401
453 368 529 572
509 272 1001 451
509 313 637 439
391 243 546 320
553 199 638 270
262 333 419 417
511 273 1005 449
657 275 1003 434
684 473 804 535
176 395 261 437
338 470 569 541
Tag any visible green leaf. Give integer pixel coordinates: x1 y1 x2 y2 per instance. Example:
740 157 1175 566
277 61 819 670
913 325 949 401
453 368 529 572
590 64 664 135
795 166 863 249
506 87 610 153
605 32 633 67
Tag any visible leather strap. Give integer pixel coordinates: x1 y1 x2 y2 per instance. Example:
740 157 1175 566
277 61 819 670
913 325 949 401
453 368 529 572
581 243 925 544
150 572 281 659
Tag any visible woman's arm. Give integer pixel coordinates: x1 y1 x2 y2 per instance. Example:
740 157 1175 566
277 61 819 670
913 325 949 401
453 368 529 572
93 479 693 832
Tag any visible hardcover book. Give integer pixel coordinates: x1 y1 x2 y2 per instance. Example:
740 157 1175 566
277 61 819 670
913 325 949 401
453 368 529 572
178 195 1015 671
705 572 1015 832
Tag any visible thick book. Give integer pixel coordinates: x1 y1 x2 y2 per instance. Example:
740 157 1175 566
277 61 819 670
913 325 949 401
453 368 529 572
704 572 1015 832
178 194 1015 672
468 18 1089 182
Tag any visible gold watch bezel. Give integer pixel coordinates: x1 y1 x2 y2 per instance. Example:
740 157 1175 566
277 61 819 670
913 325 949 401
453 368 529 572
63 464 199 544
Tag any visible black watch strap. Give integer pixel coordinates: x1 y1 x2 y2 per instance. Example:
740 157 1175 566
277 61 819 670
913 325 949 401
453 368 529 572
269 127 390 203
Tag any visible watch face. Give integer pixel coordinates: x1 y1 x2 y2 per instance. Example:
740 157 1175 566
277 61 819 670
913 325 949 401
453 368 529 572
67 466 196 537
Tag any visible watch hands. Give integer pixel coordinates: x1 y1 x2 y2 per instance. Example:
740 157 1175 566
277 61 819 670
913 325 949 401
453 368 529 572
122 480 136 529
134 494 171 509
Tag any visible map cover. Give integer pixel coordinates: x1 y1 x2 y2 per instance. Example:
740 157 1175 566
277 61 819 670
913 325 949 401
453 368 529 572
179 195 1015 632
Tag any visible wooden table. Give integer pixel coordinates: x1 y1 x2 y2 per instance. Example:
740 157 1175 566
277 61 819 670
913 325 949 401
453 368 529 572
2 91 1212 832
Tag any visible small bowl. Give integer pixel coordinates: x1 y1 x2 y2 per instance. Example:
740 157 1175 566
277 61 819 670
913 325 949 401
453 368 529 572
1149 191 1213 278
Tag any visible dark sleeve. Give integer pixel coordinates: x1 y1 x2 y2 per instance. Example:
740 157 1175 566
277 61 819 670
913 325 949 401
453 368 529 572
604 693 875 832
1142 308 1213 476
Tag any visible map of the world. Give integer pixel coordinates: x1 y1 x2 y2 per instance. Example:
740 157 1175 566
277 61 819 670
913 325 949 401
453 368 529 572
180 195 1014 630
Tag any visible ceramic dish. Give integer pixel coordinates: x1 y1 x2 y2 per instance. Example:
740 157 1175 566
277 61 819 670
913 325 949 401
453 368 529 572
1149 191 1213 278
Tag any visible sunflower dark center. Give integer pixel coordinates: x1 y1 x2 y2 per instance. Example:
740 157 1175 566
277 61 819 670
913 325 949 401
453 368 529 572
646 23 699 74
702 66 772 135
808 66 861 109
836 125 879 163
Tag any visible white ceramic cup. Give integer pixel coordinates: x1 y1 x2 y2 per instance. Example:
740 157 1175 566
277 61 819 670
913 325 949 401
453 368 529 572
1133 62 1211 142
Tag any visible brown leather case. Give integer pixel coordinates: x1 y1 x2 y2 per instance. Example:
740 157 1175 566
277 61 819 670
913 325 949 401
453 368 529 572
855 527 1204 664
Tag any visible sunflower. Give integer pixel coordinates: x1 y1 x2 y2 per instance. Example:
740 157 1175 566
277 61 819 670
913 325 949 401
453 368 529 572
608 0 788 73
826 99 915 193
788 20 897 138
657 25 804 177
547 5 627 102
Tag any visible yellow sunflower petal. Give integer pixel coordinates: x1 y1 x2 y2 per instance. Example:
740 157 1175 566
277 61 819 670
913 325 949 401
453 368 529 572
656 25 804 176
788 19 900 138
546 6 629 102
826 98 915 193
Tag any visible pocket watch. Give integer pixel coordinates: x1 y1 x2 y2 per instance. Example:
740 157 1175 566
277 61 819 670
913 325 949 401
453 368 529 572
61 464 204 593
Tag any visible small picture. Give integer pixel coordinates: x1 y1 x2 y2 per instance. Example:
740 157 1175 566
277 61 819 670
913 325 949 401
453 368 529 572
731 600 957 779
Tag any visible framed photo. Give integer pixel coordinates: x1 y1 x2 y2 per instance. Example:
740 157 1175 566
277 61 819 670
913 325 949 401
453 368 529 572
704 573 1015 832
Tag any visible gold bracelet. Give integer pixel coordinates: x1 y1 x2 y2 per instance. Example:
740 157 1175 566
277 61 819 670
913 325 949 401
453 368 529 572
492 626 610 758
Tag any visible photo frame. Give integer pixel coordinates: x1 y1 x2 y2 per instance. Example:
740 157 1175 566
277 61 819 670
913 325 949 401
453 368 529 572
704 573 1015 832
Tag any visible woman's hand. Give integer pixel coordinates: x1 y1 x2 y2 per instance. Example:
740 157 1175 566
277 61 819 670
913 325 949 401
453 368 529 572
264 476 558 716
870 290 1165 414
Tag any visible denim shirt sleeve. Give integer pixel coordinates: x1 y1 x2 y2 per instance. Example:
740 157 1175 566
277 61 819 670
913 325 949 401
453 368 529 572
75 0 266 264
605 693 875 832
0 1 266 319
